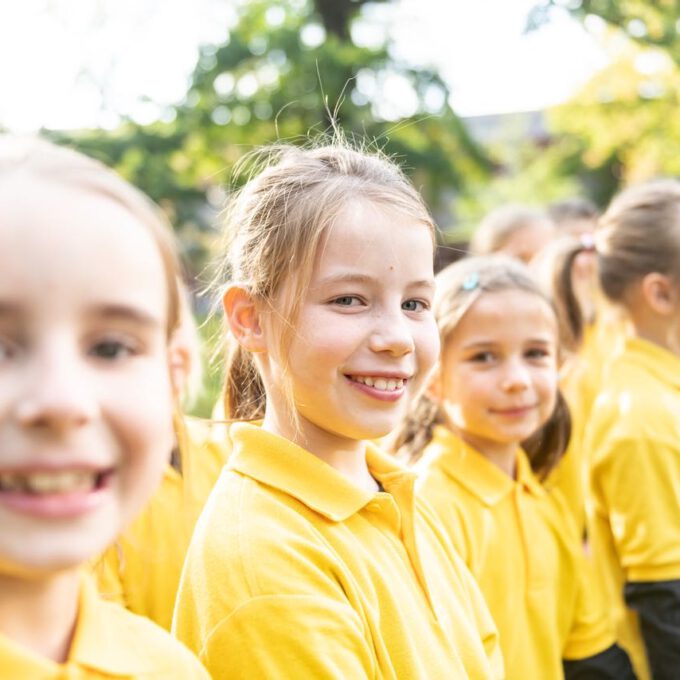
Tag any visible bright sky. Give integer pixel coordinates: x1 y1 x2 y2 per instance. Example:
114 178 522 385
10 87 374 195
0 0 609 132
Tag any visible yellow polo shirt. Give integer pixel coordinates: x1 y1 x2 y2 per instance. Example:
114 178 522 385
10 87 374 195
417 426 614 680
173 423 503 679
585 336 680 680
93 416 230 630
547 313 629 536
0 574 208 679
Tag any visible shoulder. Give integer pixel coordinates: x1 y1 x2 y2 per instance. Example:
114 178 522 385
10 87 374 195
183 470 352 603
589 365 680 448
92 598 209 678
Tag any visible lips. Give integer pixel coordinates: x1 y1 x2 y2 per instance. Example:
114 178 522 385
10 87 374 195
0 466 115 518
491 404 537 416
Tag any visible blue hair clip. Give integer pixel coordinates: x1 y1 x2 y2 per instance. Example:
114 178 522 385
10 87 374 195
462 272 480 291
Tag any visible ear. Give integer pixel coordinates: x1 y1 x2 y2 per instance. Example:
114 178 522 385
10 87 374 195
169 340 192 399
641 272 677 316
425 361 444 403
223 284 266 353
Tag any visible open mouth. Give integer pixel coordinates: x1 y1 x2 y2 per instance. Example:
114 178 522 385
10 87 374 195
347 375 406 392
0 469 114 495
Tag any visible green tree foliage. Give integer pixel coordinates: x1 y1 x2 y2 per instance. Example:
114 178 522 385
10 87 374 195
549 43 680 187
51 0 492 275
520 0 680 207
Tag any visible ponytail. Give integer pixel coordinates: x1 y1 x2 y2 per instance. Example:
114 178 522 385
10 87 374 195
522 389 571 480
533 237 593 356
222 338 266 421
391 393 445 465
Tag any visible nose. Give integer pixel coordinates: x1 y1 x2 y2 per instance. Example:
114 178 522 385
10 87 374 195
368 308 415 357
14 340 97 433
500 356 531 393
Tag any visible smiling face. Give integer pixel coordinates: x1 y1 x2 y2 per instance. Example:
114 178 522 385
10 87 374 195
259 199 439 457
0 176 175 575
437 289 558 460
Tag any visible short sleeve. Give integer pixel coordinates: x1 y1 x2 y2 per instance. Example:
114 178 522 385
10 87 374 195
198 594 375 679
591 435 680 581
563 555 616 660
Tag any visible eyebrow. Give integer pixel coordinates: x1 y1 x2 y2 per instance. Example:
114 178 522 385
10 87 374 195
462 337 553 349
316 273 435 289
85 304 163 328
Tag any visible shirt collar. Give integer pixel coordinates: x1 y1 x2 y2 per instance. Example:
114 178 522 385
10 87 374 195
423 426 544 506
70 574 166 675
227 422 416 521
623 336 680 389
0 574 161 677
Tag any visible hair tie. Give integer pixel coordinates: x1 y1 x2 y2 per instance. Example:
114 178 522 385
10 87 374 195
462 272 480 291
579 233 596 251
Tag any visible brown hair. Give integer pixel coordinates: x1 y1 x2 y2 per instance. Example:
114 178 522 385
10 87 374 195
531 236 595 356
211 141 436 421
548 197 599 226
393 254 570 480
597 179 680 304
0 135 182 337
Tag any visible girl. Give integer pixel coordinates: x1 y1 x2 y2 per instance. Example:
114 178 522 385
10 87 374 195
93 287 231 631
394 255 635 679
173 143 503 679
470 203 555 264
0 136 209 678
576 180 680 680
532 235 629 536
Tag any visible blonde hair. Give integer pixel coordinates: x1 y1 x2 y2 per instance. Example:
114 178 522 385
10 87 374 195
0 135 182 337
212 141 436 421
597 179 680 304
393 254 570 479
470 204 553 256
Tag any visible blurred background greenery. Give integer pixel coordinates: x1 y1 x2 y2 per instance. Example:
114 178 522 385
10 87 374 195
9 0 678 415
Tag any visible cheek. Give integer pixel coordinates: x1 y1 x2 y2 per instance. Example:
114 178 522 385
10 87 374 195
415 318 441 375
112 366 175 517
537 370 559 411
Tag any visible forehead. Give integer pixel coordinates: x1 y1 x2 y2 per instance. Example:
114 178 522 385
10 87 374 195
455 289 557 339
313 200 434 278
501 221 554 262
0 176 168 316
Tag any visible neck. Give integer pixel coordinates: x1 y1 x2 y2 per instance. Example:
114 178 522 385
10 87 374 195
453 428 517 478
0 567 81 663
627 289 680 356
262 410 378 492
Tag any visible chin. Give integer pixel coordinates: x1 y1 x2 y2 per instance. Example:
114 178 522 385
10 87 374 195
0 552 85 579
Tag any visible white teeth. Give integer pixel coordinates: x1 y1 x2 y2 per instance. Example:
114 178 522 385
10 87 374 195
0 471 98 494
351 376 405 391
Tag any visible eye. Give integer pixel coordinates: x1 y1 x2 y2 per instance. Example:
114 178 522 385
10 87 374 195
332 295 363 307
402 299 428 312
0 336 17 362
469 351 495 363
525 347 551 360
89 338 138 361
